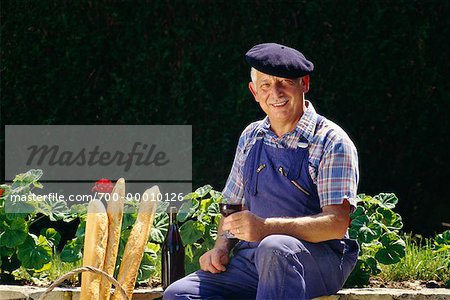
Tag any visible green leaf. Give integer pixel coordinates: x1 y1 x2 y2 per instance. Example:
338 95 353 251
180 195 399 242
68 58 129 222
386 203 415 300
185 244 193 261
122 212 137 230
434 245 450 253
179 220 205 245
36 197 70 221
0 218 28 247
379 232 401 247
76 220 86 237
64 203 88 222
344 258 371 287
137 252 157 284
198 213 212 226
365 257 381 275
356 194 374 206
358 222 383 244
390 213 403 230
351 214 369 230
118 229 132 257
207 202 220 217
355 194 367 202
33 182 44 189
356 194 380 214
150 212 168 243
156 201 170 214
184 244 204 275
69 204 87 216
348 227 358 240
199 198 212 214
373 193 398 209
350 206 365 220
203 225 217 249
4 196 35 215
34 261 52 273
375 233 406 265
17 234 52 269
351 211 384 244
0 253 21 272
435 230 450 247
194 185 212 198
376 207 403 230
40 228 61 248
192 245 206 268
60 237 83 263
13 169 43 184
209 190 223 202
123 200 139 215
0 246 15 257
9 184 31 195
183 192 200 200
146 242 160 253
177 200 196 223
63 203 87 223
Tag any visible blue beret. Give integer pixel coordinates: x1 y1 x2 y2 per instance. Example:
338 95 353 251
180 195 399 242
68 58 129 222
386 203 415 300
245 43 314 79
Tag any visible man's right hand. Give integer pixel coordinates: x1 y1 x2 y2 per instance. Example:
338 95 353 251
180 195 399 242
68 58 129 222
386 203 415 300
199 247 230 273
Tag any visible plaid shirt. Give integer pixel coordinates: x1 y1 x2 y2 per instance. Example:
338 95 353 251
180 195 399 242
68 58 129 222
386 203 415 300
222 101 359 209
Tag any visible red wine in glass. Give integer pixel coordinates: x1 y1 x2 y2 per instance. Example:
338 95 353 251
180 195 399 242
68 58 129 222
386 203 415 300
219 202 243 238
219 203 243 217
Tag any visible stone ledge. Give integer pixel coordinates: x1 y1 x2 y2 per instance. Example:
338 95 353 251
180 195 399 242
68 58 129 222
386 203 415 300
317 288 450 300
0 285 449 300
0 285 163 300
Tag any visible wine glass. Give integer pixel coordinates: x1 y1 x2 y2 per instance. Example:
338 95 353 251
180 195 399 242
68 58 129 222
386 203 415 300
219 199 243 239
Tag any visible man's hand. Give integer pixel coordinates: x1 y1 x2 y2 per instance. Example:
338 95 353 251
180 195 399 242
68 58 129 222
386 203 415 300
199 247 230 274
222 210 267 242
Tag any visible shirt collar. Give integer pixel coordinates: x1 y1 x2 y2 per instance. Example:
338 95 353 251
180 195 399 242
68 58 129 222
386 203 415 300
256 100 318 144
297 100 318 144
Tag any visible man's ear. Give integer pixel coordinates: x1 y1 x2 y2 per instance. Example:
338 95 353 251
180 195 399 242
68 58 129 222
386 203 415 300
248 82 259 102
300 75 310 93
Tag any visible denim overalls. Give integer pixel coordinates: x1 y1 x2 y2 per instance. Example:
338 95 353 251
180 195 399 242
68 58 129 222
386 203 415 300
164 115 359 300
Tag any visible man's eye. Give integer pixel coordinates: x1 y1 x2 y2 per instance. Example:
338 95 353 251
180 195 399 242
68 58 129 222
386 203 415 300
260 84 270 88
283 80 294 85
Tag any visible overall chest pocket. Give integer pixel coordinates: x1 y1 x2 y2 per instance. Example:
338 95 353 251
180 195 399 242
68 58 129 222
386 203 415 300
277 165 310 196
244 140 312 197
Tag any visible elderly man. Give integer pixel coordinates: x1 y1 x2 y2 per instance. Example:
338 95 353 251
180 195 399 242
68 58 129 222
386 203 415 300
164 43 359 299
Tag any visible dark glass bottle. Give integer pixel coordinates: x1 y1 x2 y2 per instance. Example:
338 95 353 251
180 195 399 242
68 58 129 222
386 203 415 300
162 206 185 289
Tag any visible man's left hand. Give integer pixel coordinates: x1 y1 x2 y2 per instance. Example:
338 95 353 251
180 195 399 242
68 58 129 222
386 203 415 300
222 210 267 242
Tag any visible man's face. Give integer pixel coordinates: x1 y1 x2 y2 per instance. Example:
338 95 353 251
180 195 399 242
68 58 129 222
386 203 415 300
249 70 309 127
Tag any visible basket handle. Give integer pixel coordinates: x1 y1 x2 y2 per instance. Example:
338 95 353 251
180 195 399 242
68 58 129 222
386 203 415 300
37 266 129 300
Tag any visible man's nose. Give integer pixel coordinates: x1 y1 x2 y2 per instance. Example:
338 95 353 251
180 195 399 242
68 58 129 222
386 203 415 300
270 82 284 97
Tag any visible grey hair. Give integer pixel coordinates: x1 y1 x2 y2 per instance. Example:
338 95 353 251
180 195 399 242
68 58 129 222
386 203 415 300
250 67 258 84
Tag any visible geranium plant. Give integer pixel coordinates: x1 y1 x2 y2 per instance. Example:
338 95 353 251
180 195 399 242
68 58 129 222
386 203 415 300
345 193 406 287
0 169 75 281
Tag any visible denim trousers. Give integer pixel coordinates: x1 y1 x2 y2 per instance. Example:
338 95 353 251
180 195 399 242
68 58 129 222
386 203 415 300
163 234 358 300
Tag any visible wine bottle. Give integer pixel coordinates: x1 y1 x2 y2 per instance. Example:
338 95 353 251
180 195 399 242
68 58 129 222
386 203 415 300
162 206 185 289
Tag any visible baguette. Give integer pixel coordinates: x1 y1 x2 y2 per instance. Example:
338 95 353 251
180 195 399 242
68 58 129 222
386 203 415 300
99 178 126 300
81 199 109 299
111 186 159 300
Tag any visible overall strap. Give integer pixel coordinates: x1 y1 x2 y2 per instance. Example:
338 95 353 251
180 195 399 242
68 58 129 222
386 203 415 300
246 137 264 196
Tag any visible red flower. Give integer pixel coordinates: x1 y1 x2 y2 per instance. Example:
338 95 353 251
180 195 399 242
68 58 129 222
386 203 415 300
92 178 114 193
0 188 3 198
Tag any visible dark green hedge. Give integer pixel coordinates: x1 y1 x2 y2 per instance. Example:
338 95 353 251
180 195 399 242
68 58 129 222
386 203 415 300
1 0 449 235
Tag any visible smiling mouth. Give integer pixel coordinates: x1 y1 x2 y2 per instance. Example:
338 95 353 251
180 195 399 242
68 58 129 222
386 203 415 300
271 100 289 107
